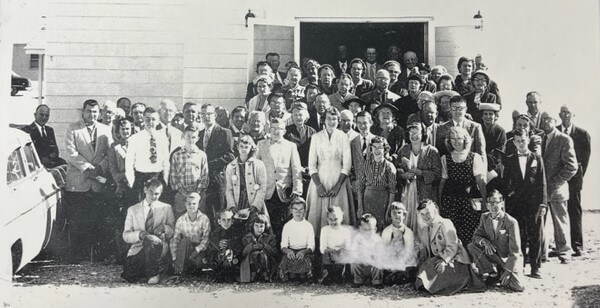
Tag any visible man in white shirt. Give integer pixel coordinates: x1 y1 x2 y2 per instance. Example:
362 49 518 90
126 107 170 202
157 99 184 154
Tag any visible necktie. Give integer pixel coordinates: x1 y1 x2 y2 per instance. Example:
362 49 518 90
341 63 347 73
165 126 171 150
41 126 47 138
518 152 528 157
88 126 97 152
145 206 155 235
541 135 548 156
362 136 367 158
149 134 157 163
203 127 211 150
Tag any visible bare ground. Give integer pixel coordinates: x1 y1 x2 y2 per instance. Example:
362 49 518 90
2 211 600 308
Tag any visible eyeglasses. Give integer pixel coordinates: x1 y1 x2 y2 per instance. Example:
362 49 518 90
200 112 215 116
450 106 466 111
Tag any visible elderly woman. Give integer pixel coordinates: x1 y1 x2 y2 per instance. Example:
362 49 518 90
415 199 485 295
306 107 355 235
384 60 404 96
356 136 397 231
429 65 448 86
370 103 405 155
397 123 442 232
318 64 337 95
225 135 270 223
284 102 316 197
282 67 305 107
328 73 357 111
247 74 273 113
299 59 320 87
349 58 375 97
438 126 487 245
454 57 475 96
433 90 460 123
436 74 455 92
464 70 498 124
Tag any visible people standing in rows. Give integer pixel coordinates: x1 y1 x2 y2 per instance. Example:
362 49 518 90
539 110 577 264
557 106 591 257
22 104 66 168
197 104 235 221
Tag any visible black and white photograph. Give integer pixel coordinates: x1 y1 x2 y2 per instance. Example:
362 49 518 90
1 0 599 307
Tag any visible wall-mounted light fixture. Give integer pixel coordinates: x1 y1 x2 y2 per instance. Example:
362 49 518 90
245 9 256 27
473 10 483 30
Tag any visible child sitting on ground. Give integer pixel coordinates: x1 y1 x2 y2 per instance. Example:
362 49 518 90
240 214 278 282
278 197 315 283
319 206 352 285
380 202 417 285
350 213 384 289
207 209 242 282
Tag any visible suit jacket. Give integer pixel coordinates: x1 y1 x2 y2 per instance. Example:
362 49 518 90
284 124 316 167
108 139 128 185
501 151 547 215
122 200 175 257
306 108 324 132
418 217 470 265
334 60 351 77
464 90 498 125
557 125 591 191
472 212 522 274
349 133 375 181
482 123 507 171
196 124 235 178
256 138 303 198
363 62 382 83
436 119 487 167
360 89 401 106
64 120 113 192
351 79 375 98
22 122 64 168
225 157 268 211
405 114 440 147
542 129 578 202
245 81 257 103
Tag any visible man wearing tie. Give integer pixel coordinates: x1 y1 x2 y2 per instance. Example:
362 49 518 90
539 111 578 263
266 52 286 86
500 129 547 278
22 104 66 168
360 70 401 106
405 101 439 147
557 106 591 257
363 47 381 83
526 92 543 130
157 99 184 154
350 111 376 197
306 94 331 131
196 104 235 221
335 45 350 77
64 99 113 261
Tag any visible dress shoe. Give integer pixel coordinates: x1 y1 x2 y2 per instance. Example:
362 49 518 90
572 251 583 257
560 258 569 264
148 275 160 285
548 251 559 258
374 284 385 289
530 269 542 279
351 282 362 288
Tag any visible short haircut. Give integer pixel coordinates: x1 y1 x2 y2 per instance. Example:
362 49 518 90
487 189 504 201
267 91 286 104
370 135 391 153
350 58 366 69
237 134 258 157
340 109 354 120
318 64 336 77
252 214 270 226
143 107 157 115
406 122 428 142
160 99 177 111
35 104 50 113
117 97 131 105
337 73 354 86
131 102 147 111
201 103 214 110
355 111 373 122
82 99 99 110
304 83 319 93
265 52 280 59
290 197 307 210
327 205 344 216
437 74 455 89
457 56 474 70
526 91 541 100
217 209 234 219
116 117 133 130
512 128 529 140
144 178 163 189
183 102 198 111
256 60 272 70
449 95 466 105
186 192 201 201
359 213 377 228
390 201 408 213
231 106 248 118
417 199 438 211
287 67 301 76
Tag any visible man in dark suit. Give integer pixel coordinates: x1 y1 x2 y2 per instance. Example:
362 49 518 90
500 129 547 278
405 101 440 147
306 93 330 131
22 105 66 168
334 45 350 77
395 51 419 91
363 47 381 83
435 95 487 167
266 52 287 86
479 103 506 189
468 190 524 291
540 111 577 263
557 106 591 256
196 104 234 222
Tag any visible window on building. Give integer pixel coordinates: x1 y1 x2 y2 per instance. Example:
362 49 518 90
30 54 40 69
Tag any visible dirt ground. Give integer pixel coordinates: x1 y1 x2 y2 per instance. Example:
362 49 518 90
2 211 599 308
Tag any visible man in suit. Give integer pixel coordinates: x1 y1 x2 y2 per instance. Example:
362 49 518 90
540 111 578 263
284 102 316 198
334 44 350 77
395 86 429 130
266 52 286 86
64 99 114 261
396 51 419 92
256 118 303 239
361 70 401 106
479 103 507 186
178 102 204 132
467 190 524 292
500 128 547 278
436 95 487 167
504 114 543 156
306 93 330 131
196 104 235 222
557 106 591 256
350 111 376 192
22 104 66 168
157 99 184 154
121 179 175 284
526 92 543 130
406 101 440 147
363 47 381 83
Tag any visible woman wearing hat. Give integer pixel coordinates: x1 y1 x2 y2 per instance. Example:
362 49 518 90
464 70 498 125
342 97 366 118
433 90 461 123
370 103 405 155
397 123 442 233
306 107 355 235
247 74 274 113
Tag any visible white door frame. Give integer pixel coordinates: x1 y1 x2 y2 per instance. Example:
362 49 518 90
247 18 297 83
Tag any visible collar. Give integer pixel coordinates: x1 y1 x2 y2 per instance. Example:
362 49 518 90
545 128 556 139
454 148 470 155
517 150 530 157
34 122 44 129
452 119 464 127
269 137 284 144
562 124 573 132
490 212 505 220
393 224 406 233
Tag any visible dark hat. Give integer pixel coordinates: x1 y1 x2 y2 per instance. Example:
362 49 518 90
407 74 423 84
290 101 308 111
373 102 399 117
342 97 366 110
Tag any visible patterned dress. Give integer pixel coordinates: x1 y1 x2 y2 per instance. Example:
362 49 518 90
441 152 481 245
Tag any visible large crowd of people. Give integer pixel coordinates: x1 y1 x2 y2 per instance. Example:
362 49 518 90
22 47 591 296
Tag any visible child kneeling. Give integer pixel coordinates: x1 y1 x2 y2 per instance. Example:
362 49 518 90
207 209 242 282
350 214 384 289
240 214 278 282
279 197 315 282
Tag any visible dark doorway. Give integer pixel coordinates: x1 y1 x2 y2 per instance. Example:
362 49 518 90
300 22 427 68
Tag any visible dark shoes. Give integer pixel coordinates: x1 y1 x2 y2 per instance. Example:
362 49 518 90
530 269 542 279
572 250 583 257
560 258 569 264
351 282 362 288
374 284 385 289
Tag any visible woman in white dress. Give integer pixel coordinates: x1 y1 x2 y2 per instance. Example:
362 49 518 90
306 106 355 236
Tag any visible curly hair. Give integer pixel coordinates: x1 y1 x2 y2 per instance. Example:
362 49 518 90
444 126 473 152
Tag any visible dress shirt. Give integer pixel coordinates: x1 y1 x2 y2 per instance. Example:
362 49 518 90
518 151 529 179
169 145 209 192
203 124 214 150
34 122 47 137
366 62 377 79
170 211 211 257
125 129 170 185
319 225 352 253
452 119 465 128
543 129 556 154
561 124 572 136
280 219 315 251
338 61 348 73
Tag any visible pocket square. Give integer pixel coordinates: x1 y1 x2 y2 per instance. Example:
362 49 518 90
530 160 538 168
499 229 507 235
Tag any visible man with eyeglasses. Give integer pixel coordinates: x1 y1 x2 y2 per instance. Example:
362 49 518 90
256 118 303 240
436 95 487 167
196 104 235 221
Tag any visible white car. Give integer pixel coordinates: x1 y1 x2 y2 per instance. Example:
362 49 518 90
0 128 65 282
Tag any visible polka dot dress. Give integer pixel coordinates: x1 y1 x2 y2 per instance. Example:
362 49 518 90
441 152 481 245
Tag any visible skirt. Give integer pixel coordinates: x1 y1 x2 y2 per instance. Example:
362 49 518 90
415 257 485 295
279 249 313 276
363 186 389 230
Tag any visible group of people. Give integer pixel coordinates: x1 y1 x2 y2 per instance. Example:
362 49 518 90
22 47 591 296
